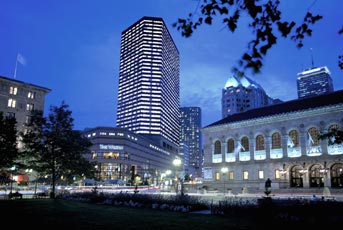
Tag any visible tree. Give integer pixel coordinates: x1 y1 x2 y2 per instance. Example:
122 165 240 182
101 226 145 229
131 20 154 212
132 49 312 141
0 112 20 171
21 101 96 198
173 0 343 76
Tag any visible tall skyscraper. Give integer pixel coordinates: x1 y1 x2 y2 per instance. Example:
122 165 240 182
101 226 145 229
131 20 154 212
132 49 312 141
180 107 202 176
222 75 279 118
116 16 180 148
297 66 334 99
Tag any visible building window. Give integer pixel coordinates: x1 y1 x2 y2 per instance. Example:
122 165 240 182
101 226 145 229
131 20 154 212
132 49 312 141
28 91 35 99
329 124 340 132
8 99 16 108
25 116 32 124
215 172 220 180
227 138 234 153
241 136 249 151
229 171 234 180
328 124 340 145
271 132 281 149
331 163 343 188
308 127 319 146
214 140 221 154
26 103 34 111
275 170 281 179
258 170 264 179
243 171 249 180
9 86 18 95
255 135 264 150
288 130 299 147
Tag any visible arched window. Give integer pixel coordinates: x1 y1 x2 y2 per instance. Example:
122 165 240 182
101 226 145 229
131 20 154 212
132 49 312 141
328 124 340 145
227 138 235 153
290 165 304 188
214 140 221 154
331 163 343 188
241 136 249 151
255 135 264 150
289 130 299 147
329 124 340 131
271 132 281 149
308 127 319 146
309 164 324 188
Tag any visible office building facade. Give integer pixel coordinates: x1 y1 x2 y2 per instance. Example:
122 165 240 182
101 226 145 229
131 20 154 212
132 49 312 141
202 90 343 194
222 75 279 118
297 66 334 99
116 16 180 150
180 107 202 177
83 127 176 185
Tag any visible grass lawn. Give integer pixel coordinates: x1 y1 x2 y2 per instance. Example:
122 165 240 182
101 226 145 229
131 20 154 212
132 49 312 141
0 199 258 229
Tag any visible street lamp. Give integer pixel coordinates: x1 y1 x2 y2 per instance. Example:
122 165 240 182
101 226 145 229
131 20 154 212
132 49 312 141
9 166 16 194
221 167 228 195
173 158 183 195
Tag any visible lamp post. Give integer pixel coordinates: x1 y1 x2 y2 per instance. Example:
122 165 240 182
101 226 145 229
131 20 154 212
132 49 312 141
221 167 228 196
173 158 183 195
165 170 172 190
9 166 16 194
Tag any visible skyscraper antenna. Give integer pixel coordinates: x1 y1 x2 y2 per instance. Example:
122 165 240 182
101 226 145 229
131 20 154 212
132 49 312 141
310 48 314 68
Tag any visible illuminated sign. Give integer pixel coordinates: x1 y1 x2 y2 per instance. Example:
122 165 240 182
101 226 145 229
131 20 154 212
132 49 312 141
99 144 124 150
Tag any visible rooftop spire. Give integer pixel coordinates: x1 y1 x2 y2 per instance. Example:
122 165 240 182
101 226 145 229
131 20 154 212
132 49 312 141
310 48 314 68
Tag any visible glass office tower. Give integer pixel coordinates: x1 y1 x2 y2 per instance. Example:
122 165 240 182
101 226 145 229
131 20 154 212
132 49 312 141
180 107 202 176
297 66 334 99
116 16 180 146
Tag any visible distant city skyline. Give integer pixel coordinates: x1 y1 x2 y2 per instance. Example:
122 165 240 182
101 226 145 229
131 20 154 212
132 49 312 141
1 1 342 129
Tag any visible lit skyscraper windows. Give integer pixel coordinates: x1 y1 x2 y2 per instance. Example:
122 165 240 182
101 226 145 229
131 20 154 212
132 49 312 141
116 17 180 146
297 66 333 99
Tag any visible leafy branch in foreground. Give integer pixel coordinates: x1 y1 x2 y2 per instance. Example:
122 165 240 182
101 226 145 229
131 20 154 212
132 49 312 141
173 0 331 76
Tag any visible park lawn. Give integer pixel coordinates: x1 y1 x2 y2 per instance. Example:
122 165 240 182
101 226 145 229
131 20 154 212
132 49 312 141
0 199 257 229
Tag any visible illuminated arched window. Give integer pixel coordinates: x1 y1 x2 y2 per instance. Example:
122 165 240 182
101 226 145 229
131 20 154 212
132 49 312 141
227 138 235 153
241 136 249 151
255 135 264 150
214 140 221 154
308 127 319 146
289 130 299 147
328 124 340 145
329 124 340 132
271 132 281 149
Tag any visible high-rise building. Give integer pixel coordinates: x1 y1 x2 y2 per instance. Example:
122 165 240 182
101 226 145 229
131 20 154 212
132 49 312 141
116 16 180 149
297 66 334 99
0 75 51 134
222 75 279 118
180 107 202 176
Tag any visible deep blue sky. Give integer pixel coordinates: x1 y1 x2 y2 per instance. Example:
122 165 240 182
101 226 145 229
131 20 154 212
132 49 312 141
1 0 342 130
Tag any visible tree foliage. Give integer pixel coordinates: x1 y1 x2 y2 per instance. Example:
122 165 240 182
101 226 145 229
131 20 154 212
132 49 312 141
21 102 96 198
0 112 20 170
172 0 343 75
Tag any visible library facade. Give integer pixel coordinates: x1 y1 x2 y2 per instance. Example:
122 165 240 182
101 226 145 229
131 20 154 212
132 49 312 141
202 90 343 194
